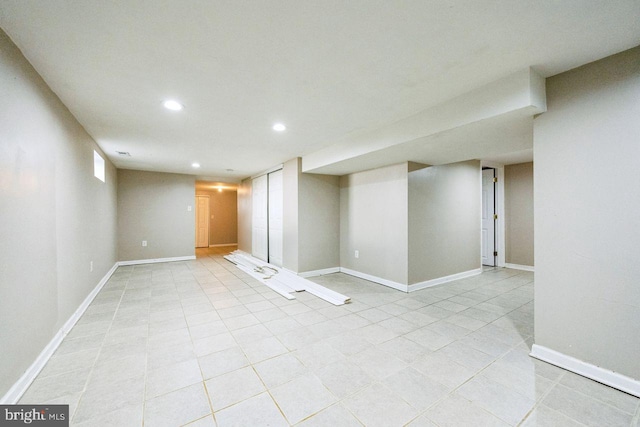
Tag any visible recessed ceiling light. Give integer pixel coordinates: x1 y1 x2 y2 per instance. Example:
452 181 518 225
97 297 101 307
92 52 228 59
191 162 200 168
272 123 286 132
163 100 184 111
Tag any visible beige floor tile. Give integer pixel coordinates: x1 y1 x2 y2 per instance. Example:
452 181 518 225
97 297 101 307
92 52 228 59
342 382 418 427
213 392 288 427
145 358 202 399
315 360 373 399
270 373 337 424
348 347 407 380
253 353 308 389
144 383 211 427
456 375 535 424
72 402 142 427
73 375 145 424
425 394 509 427
296 403 363 427
199 346 248 380
383 367 450 410
205 366 265 411
543 384 634 427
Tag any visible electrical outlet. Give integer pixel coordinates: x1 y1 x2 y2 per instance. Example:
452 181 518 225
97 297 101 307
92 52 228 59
142 240 147 247
90 261 93 272
355 250 359 258
187 205 192 211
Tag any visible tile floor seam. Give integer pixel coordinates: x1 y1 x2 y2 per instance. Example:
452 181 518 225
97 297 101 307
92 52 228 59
26 252 637 427
70 275 129 425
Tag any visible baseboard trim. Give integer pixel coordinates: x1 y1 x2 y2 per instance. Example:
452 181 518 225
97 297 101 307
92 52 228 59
505 263 535 272
530 344 640 398
0 262 119 404
208 243 238 247
117 255 196 266
299 267 341 278
339 268 408 292
408 268 483 292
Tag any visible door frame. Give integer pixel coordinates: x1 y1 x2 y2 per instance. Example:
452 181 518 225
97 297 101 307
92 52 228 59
481 161 506 268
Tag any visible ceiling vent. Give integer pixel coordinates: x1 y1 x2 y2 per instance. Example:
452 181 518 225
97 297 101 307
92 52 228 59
116 151 131 157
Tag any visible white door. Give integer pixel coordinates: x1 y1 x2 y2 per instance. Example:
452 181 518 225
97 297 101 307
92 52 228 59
268 170 283 267
252 174 269 262
195 195 209 248
482 168 496 266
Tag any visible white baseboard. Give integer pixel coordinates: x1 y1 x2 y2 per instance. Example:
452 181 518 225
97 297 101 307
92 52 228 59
505 263 535 272
299 267 341 278
531 344 640 398
117 255 196 266
0 262 119 404
339 268 408 292
208 243 238 247
408 268 482 292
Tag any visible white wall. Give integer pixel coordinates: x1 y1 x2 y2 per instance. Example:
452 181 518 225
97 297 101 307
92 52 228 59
408 160 481 284
504 162 534 267
340 163 409 284
0 29 117 397
117 170 195 261
534 45 640 380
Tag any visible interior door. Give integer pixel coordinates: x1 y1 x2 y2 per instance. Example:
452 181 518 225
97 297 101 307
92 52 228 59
268 169 283 267
195 195 209 248
252 174 269 261
482 168 496 266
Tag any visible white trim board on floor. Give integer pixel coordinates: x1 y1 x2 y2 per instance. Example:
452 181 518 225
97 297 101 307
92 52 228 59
505 263 535 272
339 267 482 293
530 344 640 398
209 243 238 247
0 263 119 404
117 255 196 266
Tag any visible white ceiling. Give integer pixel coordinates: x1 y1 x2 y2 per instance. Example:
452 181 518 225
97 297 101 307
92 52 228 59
1 1 639 181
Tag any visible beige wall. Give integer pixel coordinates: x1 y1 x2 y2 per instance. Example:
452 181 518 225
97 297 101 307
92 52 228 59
340 163 409 284
408 160 481 284
534 46 640 380
0 29 117 397
195 189 238 245
237 178 252 253
117 170 195 261
505 162 534 266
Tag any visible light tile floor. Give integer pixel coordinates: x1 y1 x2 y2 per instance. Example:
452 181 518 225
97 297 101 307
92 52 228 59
20 246 640 426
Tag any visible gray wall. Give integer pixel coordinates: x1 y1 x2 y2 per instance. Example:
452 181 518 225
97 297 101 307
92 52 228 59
282 159 300 271
340 163 409 284
237 178 252 253
195 189 238 245
505 162 534 267
282 158 341 273
117 170 195 261
299 172 340 273
0 29 117 397
534 46 640 380
408 160 481 284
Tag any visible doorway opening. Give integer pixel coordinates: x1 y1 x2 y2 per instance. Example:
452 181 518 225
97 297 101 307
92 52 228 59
195 181 239 251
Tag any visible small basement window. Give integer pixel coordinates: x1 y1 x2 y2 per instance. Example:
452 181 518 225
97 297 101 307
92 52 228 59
94 150 105 182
